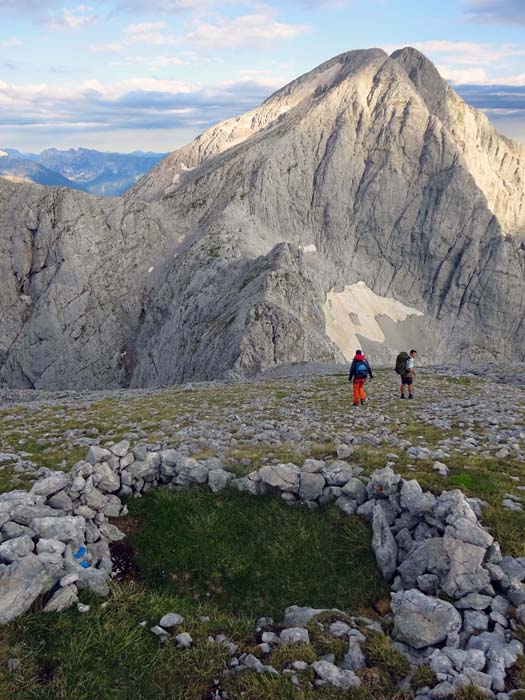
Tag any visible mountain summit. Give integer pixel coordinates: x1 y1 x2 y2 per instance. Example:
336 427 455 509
132 47 525 236
1 48 524 389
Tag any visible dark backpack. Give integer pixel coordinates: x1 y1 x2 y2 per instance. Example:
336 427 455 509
355 361 369 379
395 352 409 375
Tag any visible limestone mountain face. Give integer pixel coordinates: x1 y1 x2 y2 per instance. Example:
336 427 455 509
1 48 525 389
0 180 174 388
391 48 525 237
133 48 525 238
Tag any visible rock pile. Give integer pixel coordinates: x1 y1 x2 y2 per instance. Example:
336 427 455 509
1 440 524 698
0 442 131 623
146 604 387 695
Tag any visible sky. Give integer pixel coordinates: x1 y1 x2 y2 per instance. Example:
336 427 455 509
0 0 524 153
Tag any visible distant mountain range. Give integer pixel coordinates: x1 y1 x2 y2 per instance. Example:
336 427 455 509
0 148 167 196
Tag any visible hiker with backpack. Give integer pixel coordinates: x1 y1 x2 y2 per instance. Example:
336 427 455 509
395 349 417 399
348 349 373 406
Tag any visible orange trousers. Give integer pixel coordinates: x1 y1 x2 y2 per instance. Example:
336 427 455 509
353 378 366 405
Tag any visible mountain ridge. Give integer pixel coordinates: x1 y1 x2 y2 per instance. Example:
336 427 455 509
0 147 167 196
132 47 525 237
0 47 524 390
0 155 86 191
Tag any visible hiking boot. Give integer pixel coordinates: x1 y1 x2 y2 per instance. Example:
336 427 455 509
408 395 414 400
360 399 366 405
400 394 405 399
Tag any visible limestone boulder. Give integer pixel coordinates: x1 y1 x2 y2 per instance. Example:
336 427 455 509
30 516 86 545
259 464 300 492
0 554 55 624
372 504 398 581
392 589 462 649
299 472 325 501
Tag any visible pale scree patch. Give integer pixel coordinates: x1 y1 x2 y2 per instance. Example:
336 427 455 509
323 281 423 361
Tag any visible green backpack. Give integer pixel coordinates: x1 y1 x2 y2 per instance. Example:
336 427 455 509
395 352 409 375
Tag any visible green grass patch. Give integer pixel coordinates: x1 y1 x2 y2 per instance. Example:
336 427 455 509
0 468 33 495
362 632 410 683
506 654 525 691
127 487 387 618
396 423 453 444
410 665 438 690
352 448 393 474
452 687 489 700
446 467 510 504
440 376 477 387
268 642 317 670
1 582 249 700
483 508 525 557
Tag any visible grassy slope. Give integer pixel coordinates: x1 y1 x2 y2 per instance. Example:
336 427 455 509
1 370 525 699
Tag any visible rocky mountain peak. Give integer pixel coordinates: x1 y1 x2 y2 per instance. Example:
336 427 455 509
0 48 524 389
390 47 525 237
390 46 449 117
133 47 525 238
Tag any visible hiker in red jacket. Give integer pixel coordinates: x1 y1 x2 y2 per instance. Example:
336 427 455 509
348 350 373 406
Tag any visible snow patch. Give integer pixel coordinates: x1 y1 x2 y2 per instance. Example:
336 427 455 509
323 282 423 361
303 244 317 253
164 162 193 195
0 150 7 158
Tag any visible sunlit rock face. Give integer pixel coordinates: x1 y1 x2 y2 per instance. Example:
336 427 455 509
1 47 525 389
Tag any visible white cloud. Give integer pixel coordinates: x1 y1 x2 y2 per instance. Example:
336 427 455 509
386 40 525 86
504 76 525 87
123 21 181 43
464 0 525 26
483 108 524 115
47 5 99 31
89 6 309 54
125 21 169 34
485 75 525 87
112 55 185 67
127 29 179 45
186 6 311 48
1 38 23 47
386 40 525 66
421 39 525 65
110 52 224 68
0 0 211 14
117 0 212 10
83 76 197 96
437 64 525 86
0 73 284 136
437 65 489 84
89 42 126 53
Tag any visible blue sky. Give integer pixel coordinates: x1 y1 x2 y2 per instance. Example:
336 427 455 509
0 0 524 152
